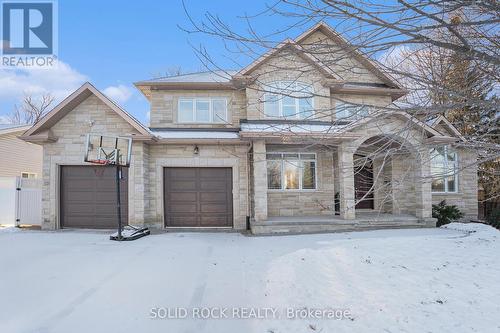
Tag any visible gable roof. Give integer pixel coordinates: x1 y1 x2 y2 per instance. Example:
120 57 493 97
294 22 401 88
429 115 466 141
237 39 342 80
21 82 153 140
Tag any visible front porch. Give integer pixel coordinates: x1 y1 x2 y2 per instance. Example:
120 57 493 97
251 211 432 235
249 132 436 235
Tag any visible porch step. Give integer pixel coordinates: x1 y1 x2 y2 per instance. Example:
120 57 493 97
251 219 428 235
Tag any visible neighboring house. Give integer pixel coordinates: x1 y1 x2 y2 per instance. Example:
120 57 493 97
20 23 478 233
0 124 42 178
0 124 43 225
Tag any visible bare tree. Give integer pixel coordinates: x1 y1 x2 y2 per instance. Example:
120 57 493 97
150 65 183 79
181 0 499 213
10 93 55 125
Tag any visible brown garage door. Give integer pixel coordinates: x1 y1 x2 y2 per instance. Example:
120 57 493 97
164 167 233 227
60 166 128 229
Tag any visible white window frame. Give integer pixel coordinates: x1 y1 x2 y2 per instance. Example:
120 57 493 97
263 81 314 120
266 152 317 191
177 98 228 124
430 146 459 194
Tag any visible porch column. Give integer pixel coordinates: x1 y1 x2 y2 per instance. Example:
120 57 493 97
252 140 268 222
415 148 432 219
337 144 356 219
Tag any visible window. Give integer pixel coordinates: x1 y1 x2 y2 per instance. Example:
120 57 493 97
21 172 37 179
266 153 316 190
335 102 370 120
178 98 228 123
263 81 313 119
430 146 458 193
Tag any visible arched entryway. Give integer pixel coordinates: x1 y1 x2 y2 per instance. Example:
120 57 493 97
351 134 424 217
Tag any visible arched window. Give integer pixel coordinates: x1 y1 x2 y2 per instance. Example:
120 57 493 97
263 81 314 119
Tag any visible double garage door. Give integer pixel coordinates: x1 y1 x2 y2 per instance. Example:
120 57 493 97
60 166 232 229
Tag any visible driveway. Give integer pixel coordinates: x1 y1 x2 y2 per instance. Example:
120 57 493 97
0 224 499 333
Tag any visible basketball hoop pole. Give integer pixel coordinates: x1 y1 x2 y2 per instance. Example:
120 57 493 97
116 163 122 241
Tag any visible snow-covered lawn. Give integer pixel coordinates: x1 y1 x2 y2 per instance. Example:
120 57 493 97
0 224 499 333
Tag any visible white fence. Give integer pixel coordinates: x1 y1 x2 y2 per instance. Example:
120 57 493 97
0 176 42 226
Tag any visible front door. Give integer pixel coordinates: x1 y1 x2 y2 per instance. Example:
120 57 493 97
354 157 374 209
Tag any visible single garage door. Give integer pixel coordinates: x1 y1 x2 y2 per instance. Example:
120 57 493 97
164 167 233 227
60 166 128 228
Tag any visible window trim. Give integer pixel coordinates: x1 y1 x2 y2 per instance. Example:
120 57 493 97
263 81 314 120
177 97 228 124
266 152 318 191
431 146 459 194
21 172 37 179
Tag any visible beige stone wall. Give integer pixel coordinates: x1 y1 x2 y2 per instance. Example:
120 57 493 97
147 143 250 229
40 95 143 229
431 148 478 219
149 90 246 128
266 145 335 217
245 48 332 121
298 30 384 84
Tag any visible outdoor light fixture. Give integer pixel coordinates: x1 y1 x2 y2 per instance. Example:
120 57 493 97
194 145 199 155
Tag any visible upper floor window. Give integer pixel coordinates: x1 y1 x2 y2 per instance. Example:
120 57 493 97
267 153 316 190
335 102 370 120
263 81 313 119
178 98 227 123
430 146 458 193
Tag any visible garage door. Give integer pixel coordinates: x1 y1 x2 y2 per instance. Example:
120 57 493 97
164 167 233 227
60 166 128 228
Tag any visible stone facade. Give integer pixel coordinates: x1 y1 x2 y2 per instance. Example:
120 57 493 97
431 148 478 220
32 24 479 231
40 95 143 229
149 90 246 128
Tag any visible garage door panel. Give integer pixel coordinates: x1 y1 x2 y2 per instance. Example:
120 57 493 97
199 180 228 191
199 192 228 202
168 192 197 202
169 180 197 191
169 203 197 213
200 215 231 227
61 166 128 229
200 203 228 213
167 215 198 227
164 167 232 228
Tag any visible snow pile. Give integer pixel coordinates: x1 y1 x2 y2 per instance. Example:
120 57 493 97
0 225 499 333
442 222 499 238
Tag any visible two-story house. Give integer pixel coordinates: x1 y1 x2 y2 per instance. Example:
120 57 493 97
20 23 478 233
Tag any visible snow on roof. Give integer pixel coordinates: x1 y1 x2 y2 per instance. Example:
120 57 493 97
150 129 240 139
139 70 238 84
240 122 345 134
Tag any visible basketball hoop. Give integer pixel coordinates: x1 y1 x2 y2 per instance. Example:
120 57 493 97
88 159 111 177
83 134 133 241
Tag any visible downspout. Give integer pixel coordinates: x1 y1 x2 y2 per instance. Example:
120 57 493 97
246 140 253 230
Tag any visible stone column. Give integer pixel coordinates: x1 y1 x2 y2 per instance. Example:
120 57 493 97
337 144 356 220
415 148 432 220
252 140 268 222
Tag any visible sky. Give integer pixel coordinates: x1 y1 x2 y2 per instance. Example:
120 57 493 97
0 0 311 125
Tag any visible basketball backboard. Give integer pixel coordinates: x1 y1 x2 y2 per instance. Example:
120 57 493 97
84 134 132 167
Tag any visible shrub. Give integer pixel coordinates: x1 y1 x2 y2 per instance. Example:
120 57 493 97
432 200 464 227
486 208 500 229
